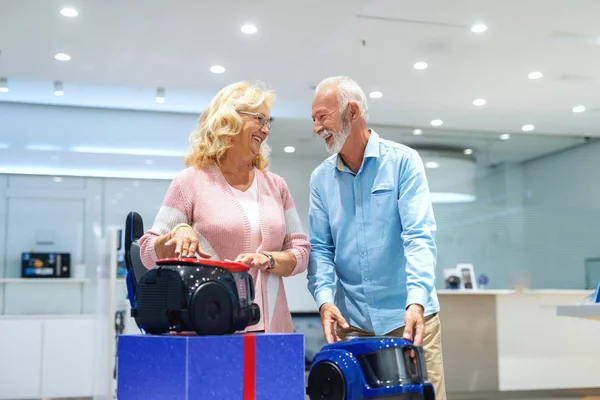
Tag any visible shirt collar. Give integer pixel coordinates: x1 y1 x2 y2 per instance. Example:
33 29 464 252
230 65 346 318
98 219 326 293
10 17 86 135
336 129 380 171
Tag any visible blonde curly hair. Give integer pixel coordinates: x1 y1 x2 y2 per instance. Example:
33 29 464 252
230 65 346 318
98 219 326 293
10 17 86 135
185 81 275 171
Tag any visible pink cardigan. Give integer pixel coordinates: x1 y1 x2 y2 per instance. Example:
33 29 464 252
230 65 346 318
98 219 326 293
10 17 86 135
138 164 310 333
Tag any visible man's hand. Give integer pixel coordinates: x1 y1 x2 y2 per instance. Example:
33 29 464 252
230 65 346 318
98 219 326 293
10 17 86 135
403 303 425 345
319 303 350 344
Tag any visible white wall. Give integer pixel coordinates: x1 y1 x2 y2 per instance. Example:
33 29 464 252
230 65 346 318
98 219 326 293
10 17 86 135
433 165 528 289
522 142 600 288
0 174 172 314
433 141 600 289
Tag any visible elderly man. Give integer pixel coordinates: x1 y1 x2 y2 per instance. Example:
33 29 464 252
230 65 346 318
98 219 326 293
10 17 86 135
306 76 446 399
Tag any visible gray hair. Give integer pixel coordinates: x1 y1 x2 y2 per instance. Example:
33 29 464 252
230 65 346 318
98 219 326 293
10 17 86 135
315 76 369 121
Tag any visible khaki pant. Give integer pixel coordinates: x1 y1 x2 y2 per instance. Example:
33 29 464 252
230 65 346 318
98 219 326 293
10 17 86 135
337 313 447 400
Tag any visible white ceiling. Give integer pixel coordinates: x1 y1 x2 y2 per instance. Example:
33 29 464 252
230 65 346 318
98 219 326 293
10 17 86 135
0 0 598 173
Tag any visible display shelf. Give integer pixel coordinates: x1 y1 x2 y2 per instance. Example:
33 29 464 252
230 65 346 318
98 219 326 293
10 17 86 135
556 303 600 321
0 278 90 284
0 277 92 316
437 288 593 296
0 313 95 320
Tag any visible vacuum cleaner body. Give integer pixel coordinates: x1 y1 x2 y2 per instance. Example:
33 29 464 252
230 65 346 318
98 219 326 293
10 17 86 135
130 257 261 335
306 337 435 400
123 212 261 335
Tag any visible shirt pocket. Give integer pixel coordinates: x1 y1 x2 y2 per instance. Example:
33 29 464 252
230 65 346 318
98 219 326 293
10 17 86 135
368 182 396 248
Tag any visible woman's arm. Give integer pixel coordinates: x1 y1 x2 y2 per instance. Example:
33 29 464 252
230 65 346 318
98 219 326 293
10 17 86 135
233 250 297 277
278 177 311 276
138 175 202 267
152 233 173 259
234 175 311 276
266 250 298 277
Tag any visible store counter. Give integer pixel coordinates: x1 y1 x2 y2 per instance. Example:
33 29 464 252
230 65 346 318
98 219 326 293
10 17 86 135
556 303 600 321
438 289 600 394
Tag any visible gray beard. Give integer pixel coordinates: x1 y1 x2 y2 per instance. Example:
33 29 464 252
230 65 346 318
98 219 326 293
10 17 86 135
325 114 351 154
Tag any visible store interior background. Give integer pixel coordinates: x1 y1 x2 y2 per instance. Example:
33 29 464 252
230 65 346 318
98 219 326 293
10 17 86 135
1 1 600 399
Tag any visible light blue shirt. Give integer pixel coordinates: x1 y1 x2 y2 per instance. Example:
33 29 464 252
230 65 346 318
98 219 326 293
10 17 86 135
307 130 439 335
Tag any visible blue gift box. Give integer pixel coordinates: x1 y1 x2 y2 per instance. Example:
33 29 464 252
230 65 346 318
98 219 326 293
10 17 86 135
117 333 305 400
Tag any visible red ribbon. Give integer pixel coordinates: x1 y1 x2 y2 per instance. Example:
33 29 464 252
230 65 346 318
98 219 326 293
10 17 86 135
243 334 256 400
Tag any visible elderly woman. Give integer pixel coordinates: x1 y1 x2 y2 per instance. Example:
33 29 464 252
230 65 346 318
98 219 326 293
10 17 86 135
138 81 310 333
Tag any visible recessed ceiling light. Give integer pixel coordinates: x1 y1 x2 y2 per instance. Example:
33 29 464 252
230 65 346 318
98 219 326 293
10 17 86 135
53 177 63 183
54 53 71 61
210 65 225 74
54 80 64 96
60 7 78 17
412 129 423 135
284 146 295 153
0 77 8 93
26 144 64 151
521 124 534 132
369 91 383 99
241 24 257 34
464 148 473 155
413 61 428 70
471 24 487 33
145 159 154 165
528 71 543 80
572 105 586 113
156 87 165 103
473 98 487 107
425 161 439 169
500 133 511 140
430 119 443 127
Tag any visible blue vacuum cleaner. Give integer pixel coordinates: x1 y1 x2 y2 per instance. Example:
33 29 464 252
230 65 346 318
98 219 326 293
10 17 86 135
306 336 435 400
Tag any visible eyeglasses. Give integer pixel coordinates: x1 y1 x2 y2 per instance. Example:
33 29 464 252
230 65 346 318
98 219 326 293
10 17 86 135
238 110 271 130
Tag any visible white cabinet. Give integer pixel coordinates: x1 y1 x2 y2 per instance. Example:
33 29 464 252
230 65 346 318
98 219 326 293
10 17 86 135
41 318 96 398
0 316 96 400
0 319 43 399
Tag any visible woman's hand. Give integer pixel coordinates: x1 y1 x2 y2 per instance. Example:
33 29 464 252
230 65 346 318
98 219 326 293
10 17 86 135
163 225 211 258
233 253 271 271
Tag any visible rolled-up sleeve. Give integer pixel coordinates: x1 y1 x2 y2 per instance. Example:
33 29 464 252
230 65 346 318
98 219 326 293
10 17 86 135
398 150 438 309
307 174 336 309
279 179 311 276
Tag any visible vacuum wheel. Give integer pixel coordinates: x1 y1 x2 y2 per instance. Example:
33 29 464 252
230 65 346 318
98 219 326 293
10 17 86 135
306 361 346 400
190 281 233 335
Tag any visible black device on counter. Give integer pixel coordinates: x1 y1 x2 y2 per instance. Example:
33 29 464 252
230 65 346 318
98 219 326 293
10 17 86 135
21 252 71 278
445 275 461 289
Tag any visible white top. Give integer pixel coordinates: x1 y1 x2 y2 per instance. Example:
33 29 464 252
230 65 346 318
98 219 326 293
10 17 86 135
231 173 265 331
231 173 262 252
